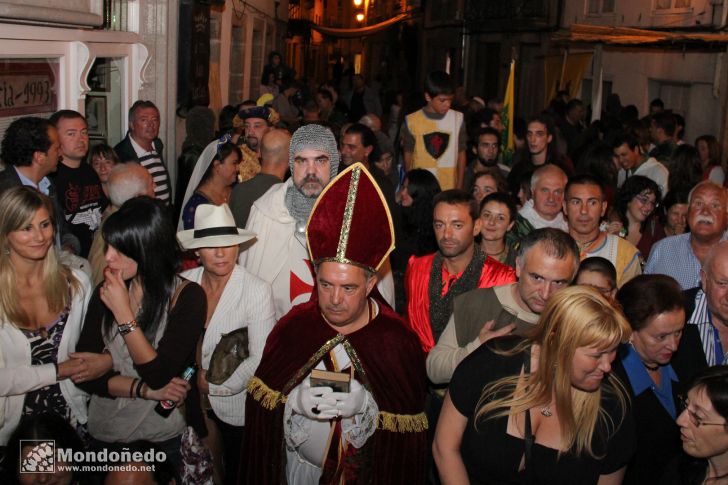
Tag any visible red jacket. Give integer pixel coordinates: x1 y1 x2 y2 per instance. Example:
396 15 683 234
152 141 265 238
405 252 516 353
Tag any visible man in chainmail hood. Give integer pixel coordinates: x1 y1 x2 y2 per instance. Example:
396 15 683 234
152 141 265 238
284 124 340 228
240 124 393 319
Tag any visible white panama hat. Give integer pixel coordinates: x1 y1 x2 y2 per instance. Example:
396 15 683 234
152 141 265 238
177 203 256 249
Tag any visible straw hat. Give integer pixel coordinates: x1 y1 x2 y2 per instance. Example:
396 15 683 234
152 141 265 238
177 203 256 249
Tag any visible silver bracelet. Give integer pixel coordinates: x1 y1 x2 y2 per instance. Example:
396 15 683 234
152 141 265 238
118 319 138 336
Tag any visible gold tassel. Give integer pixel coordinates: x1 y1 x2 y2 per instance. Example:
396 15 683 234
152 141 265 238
247 377 287 410
377 411 429 433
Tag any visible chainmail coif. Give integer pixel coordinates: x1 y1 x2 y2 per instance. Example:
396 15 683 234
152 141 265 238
285 124 340 224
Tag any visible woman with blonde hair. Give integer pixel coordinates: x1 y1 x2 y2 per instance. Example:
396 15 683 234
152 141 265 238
434 286 636 484
0 187 101 451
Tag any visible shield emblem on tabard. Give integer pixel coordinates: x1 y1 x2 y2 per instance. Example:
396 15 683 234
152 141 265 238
424 132 450 159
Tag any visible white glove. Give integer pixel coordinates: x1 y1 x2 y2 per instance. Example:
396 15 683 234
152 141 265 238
316 378 367 419
289 377 334 420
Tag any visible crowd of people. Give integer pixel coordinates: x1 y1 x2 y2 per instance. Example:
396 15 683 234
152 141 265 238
1 56 728 485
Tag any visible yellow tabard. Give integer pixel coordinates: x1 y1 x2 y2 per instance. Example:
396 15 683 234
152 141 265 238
405 109 463 190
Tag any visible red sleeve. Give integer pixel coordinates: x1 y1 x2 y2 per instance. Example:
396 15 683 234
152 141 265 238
404 254 435 353
478 258 517 289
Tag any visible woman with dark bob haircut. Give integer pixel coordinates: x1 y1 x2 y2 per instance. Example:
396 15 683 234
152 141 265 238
660 188 690 237
610 175 664 259
662 366 728 484
613 274 707 485
76 196 207 477
478 192 518 268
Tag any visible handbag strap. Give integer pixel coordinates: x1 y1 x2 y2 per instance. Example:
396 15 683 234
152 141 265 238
170 278 190 310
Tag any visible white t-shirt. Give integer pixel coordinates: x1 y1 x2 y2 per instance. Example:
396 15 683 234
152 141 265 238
518 199 568 231
617 157 669 197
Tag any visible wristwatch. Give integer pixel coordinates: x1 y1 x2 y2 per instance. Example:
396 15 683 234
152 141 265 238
118 319 138 336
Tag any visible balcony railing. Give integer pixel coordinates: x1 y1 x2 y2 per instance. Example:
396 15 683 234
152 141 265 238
464 0 561 32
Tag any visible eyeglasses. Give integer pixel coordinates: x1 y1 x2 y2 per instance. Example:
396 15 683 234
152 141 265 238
679 395 728 428
634 194 657 209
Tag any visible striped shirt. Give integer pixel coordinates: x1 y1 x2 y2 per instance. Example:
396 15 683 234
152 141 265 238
180 265 276 426
687 289 728 366
646 232 728 290
130 136 171 203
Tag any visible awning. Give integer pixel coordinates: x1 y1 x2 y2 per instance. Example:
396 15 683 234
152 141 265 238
311 13 410 39
553 24 728 46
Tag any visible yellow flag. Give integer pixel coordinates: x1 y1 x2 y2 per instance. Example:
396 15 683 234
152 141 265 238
500 60 515 164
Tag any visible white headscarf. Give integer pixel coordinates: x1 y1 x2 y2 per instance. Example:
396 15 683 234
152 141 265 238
177 136 227 231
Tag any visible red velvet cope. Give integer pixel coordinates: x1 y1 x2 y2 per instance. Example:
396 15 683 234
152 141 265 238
241 300 427 485
404 252 517 353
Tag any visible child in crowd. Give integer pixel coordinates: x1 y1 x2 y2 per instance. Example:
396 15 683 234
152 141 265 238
401 70 467 190
574 256 618 301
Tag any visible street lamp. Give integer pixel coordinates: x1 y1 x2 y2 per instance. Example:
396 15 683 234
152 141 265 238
356 12 365 22
353 0 363 6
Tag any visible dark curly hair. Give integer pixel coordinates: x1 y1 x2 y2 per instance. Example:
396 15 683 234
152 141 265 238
0 117 53 167
614 175 661 237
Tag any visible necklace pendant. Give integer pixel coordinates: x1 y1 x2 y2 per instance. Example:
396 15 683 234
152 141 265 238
540 406 552 417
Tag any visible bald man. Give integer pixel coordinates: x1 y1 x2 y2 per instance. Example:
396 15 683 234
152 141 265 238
686 241 728 366
646 180 728 289
107 162 156 207
229 128 291 227
87 162 155 285
518 164 568 232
